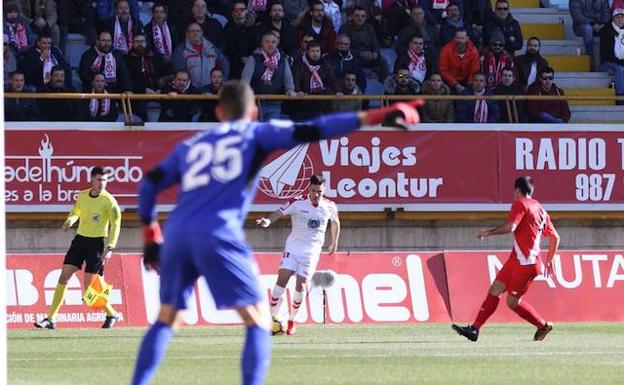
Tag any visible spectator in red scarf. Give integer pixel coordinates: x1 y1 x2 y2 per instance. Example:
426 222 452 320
480 30 514 89
395 34 436 85
105 0 144 55
22 31 71 89
3 3 35 54
144 3 177 66
79 30 132 92
84 72 119 121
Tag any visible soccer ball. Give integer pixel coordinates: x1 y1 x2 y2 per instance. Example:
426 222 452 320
272 316 286 336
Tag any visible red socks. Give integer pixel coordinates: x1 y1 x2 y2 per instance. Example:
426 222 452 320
472 294 500 330
512 301 546 329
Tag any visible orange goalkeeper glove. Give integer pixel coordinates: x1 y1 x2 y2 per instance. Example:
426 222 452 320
142 221 163 272
365 99 424 128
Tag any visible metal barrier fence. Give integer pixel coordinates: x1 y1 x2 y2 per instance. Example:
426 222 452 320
5 92 624 125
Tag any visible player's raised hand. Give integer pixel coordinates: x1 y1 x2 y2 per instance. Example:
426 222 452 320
256 217 271 228
142 221 163 273
361 99 424 129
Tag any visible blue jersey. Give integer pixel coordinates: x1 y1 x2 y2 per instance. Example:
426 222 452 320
138 113 360 239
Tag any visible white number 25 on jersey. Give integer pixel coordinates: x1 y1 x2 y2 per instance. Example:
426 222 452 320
182 135 243 191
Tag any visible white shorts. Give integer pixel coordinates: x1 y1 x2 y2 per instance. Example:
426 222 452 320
278 251 320 279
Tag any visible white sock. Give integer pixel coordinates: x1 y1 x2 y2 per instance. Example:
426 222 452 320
269 285 285 317
289 290 304 321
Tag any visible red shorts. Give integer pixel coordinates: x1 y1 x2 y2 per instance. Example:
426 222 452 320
495 253 542 297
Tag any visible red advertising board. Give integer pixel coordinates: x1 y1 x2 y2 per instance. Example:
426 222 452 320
5 129 624 211
445 250 624 322
7 251 623 329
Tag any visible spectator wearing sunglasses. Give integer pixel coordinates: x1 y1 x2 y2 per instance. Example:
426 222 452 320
527 66 571 123
483 0 523 56
480 30 514 89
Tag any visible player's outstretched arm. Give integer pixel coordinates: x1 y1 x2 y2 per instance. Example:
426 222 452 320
256 100 424 152
477 221 517 239
256 209 285 228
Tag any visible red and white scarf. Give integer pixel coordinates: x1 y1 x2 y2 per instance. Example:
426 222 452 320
482 49 513 89
113 16 133 54
261 49 280 84
302 54 324 91
39 49 59 85
473 88 488 123
613 21 624 60
92 48 117 82
9 22 28 53
89 92 111 117
407 48 427 83
152 21 172 58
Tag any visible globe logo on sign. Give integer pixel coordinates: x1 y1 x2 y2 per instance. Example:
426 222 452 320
258 144 314 199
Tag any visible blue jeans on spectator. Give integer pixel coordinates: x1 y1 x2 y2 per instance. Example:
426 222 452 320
538 112 564 123
573 23 596 58
259 101 282 121
601 62 624 95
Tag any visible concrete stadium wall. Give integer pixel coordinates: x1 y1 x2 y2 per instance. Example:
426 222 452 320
6 216 624 254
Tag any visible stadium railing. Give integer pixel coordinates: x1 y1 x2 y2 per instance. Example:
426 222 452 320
6 92 624 125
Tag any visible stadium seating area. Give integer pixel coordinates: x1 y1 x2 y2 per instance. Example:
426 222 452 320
4 0 624 123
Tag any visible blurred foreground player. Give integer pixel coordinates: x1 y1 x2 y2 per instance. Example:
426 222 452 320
257 174 339 335
452 176 560 342
131 80 422 385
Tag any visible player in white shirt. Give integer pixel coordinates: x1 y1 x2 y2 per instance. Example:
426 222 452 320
256 175 339 335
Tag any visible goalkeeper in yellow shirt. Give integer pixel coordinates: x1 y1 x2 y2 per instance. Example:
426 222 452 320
34 166 122 329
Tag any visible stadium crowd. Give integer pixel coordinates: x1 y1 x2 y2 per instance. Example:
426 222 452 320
4 0 624 123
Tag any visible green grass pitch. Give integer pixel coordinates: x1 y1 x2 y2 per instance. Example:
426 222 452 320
8 323 624 385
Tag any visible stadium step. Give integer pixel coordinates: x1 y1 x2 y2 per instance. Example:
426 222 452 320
520 23 565 40
518 40 584 56
555 72 612 88
543 55 590 72
570 105 624 123
513 8 572 25
491 0 539 8
563 88 615 106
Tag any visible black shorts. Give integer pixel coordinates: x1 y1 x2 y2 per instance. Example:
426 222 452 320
63 235 105 274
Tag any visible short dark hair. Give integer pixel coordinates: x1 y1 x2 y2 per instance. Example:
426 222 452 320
217 80 255 120
98 29 112 39
210 67 223 75
310 175 325 185
152 2 167 12
454 28 467 35
9 70 24 78
473 72 486 79
307 40 321 50
514 176 534 195
175 69 190 78
92 72 106 79
91 166 106 177
50 65 65 75
528 36 541 44
540 66 555 76
501 66 514 75
37 31 53 41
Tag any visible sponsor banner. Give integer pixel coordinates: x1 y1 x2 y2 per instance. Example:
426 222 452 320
6 252 452 328
445 251 624 322
499 132 624 205
6 130 624 210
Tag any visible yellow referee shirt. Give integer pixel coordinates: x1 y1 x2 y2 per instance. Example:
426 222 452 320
65 189 122 249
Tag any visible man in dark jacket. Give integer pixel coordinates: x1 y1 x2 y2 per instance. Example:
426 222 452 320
483 0 523 56
527 66 571 123
599 8 624 101
325 33 367 93
144 3 177 64
37 66 81 121
126 33 166 121
297 0 336 53
396 6 438 55
493 67 528 122
570 0 610 57
259 2 297 56
79 30 132 92
514 36 549 89
5 71 40 121
222 1 259 78
22 31 71 89
159 70 199 121
105 0 144 55
58 0 96 48
83 72 119 121
455 72 500 123
188 0 223 47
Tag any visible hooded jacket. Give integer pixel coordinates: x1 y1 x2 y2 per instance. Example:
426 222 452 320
172 37 229 89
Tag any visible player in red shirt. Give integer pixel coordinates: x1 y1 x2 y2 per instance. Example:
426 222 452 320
452 176 560 342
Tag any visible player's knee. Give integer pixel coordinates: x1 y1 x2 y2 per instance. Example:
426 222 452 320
157 305 181 326
506 295 520 309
